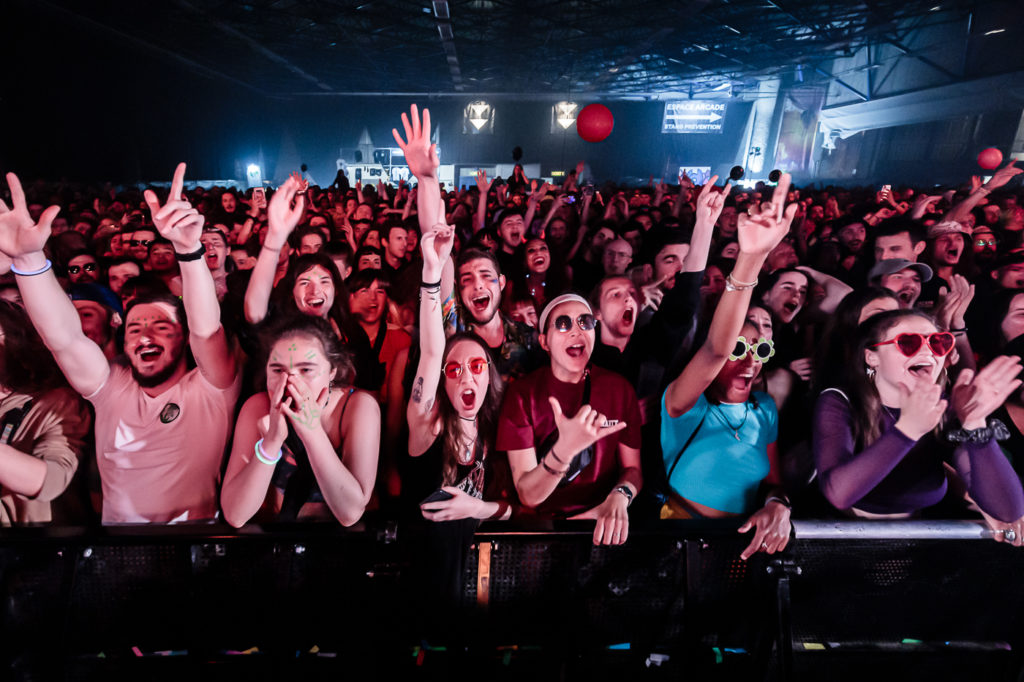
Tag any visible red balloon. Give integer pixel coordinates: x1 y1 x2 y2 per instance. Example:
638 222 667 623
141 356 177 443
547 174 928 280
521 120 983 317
978 147 1003 170
576 104 614 143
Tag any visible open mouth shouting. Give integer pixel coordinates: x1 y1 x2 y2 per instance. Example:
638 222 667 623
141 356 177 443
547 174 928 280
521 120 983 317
621 307 635 326
907 357 936 380
137 344 164 365
303 296 327 313
782 301 799 318
565 342 586 359
460 388 477 410
897 289 916 305
470 293 491 316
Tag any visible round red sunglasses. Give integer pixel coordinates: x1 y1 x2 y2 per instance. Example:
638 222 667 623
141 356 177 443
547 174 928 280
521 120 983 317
871 332 955 358
443 357 489 379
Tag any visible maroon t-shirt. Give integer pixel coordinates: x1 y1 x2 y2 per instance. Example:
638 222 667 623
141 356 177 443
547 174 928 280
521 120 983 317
496 365 641 517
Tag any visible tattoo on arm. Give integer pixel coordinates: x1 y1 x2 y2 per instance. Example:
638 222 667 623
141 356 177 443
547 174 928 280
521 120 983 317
412 376 424 404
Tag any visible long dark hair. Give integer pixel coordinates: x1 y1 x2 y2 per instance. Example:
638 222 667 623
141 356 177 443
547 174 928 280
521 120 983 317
0 302 68 395
814 287 899 393
435 332 504 486
841 308 944 448
272 252 349 332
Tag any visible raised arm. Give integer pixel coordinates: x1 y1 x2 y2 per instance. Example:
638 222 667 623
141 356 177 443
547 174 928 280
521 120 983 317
392 104 453 456
943 160 1021 225
144 163 236 389
473 170 493 233
683 175 731 273
796 265 853 315
243 177 303 325
664 174 797 418
523 180 549 232
0 173 109 396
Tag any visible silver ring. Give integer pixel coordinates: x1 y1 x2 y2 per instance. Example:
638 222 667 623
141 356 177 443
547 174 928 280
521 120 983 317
1005 529 1017 543
760 542 769 550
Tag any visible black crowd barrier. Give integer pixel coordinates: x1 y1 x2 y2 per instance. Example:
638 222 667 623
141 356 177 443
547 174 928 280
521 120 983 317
1 519 1022 681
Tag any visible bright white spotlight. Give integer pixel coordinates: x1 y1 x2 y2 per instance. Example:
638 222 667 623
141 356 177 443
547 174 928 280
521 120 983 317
555 101 578 129
246 164 263 188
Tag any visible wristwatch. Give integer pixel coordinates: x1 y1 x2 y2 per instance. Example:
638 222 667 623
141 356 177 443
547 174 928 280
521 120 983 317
613 485 633 506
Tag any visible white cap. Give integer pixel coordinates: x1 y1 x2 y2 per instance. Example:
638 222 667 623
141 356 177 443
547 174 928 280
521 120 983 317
538 293 593 332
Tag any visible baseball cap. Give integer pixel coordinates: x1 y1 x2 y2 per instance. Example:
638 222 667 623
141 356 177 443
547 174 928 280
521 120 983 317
867 258 933 283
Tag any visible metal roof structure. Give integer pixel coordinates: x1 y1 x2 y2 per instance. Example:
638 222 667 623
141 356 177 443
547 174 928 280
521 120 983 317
32 0 1024 100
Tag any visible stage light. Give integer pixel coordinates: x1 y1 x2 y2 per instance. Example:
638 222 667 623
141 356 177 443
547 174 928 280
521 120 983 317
984 28 1005 35
465 100 493 133
555 101 578 129
246 164 262 188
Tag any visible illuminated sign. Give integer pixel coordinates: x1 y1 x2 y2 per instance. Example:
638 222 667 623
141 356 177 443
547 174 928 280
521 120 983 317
663 101 727 134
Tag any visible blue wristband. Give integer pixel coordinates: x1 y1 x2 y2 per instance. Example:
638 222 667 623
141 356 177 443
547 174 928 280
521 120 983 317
10 259 52 276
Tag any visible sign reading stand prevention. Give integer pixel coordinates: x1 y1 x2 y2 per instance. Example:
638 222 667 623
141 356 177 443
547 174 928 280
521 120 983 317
662 101 727 134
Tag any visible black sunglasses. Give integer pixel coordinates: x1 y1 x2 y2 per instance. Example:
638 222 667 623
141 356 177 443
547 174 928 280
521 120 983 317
67 263 98 275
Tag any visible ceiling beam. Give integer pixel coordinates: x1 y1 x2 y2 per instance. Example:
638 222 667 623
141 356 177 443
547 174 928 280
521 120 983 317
173 0 334 91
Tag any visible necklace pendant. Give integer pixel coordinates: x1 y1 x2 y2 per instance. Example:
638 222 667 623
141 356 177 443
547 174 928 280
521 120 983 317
734 431 741 441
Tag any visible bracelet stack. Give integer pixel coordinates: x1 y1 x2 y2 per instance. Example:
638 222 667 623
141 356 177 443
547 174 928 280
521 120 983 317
724 273 758 292
254 438 282 466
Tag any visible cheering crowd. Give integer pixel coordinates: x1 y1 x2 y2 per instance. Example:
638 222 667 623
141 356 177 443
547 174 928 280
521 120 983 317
1 104 1024 561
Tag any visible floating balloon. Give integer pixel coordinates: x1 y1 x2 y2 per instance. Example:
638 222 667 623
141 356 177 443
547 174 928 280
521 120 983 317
576 104 614 143
768 169 782 183
978 147 1003 170
729 166 745 181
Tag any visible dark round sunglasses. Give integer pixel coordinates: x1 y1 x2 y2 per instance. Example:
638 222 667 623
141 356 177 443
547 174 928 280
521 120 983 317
551 313 597 333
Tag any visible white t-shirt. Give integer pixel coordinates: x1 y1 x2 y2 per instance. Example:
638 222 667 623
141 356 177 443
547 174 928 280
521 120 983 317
86 362 241 524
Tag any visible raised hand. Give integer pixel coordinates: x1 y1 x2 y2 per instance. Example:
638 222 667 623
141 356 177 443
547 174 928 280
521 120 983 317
420 225 455 280
289 171 309 194
265 176 305 251
951 356 1023 430
0 173 59 265
693 174 732 227
530 181 551 204
911 194 942 219
985 159 1023 191
547 396 627 460
143 163 204 252
392 104 440 180
895 376 947 440
640 274 669 311
475 169 493 195
736 173 798 256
